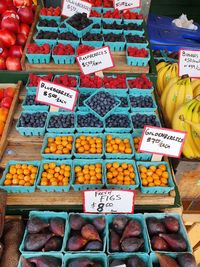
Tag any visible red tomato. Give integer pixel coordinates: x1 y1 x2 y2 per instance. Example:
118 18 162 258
0 89 4 100
1 96 13 108
6 56 21 70
13 0 31 8
0 0 8 14
0 56 6 70
17 6 33 24
16 32 27 46
4 87 15 98
9 45 23 57
19 23 30 36
0 29 16 47
1 16 20 33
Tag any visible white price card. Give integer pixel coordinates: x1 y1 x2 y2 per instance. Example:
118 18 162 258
179 49 200 78
139 126 187 158
62 0 92 17
83 190 136 213
36 80 78 112
114 0 141 11
76 46 114 75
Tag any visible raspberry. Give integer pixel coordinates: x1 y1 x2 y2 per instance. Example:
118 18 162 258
103 75 127 89
80 74 103 88
123 11 143 20
53 74 77 87
128 74 153 89
53 44 75 56
127 47 148 57
76 45 95 56
103 10 121 19
27 43 50 54
28 73 53 87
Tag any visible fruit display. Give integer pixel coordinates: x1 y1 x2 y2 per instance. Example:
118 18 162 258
131 113 160 129
105 134 133 155
43 135 74 156
77 112 104 129
80 74 103 88
66 255 106 267
104 75 127 89
21 255 62 267
75 135 103 155
66 13 93 32
53 74 78 87
105 114 131 129
67 214 106 251
128 74 153 90
27 73 53 88
40 6 61 16
152 253 197 267
17 112 47 128
109 255 148 267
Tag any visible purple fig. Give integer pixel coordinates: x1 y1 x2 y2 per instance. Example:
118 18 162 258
164 216 180 233
84 240 103 251
27 217 49 234
81 224 101 241
92 216 105 232
43 236 62 251
67 235 88 251
146 217 166 236
29 256 62 267
127 256 146 267
159 233 187 252
24 233 52 251
110 260 125 267
112 215 128 233
177 253 197 267
121 237 144 252
121 219 142 241
156 253 180 267
49 217 65 237
68 258 94 267
151 236 170 251
21 256 35 267
69 214 86 230
110 229 120 252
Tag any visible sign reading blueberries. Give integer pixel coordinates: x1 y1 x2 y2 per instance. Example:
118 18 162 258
62 0 92 17
76 46 114 75
83 190 135 213
114 0 141 11
139 126 187 158
179 49 200 78
36 80 78 112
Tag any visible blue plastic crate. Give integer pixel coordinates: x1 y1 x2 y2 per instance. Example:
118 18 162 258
145 213 192 253
136 161 175 194
102 8 114 12
104 41 125 51
65 213 107 253
76 111 104 133
16 111 47 136
127 77 154 94
40 15 61 22
129 90 157 112
108 89 130 112
81 39 104 48
36 160 72 192
90 17 102 24
41 133 74 160
102 18 122 24
105 112 132 133
124 28 145 35
52 54 75 64
46 112 76 134
105 133 135 159
26 74 53 93
36 22 59 32
131 111 161 131
132 130 152 161
20 210 68 254
57 38 80 48
22 92 49 111
102 27 123 34
92 7 102 12
64 18 94 38
126 41 149 49
105 159 139 190
0 160 40 193
17 253 63 267
72 159 105 191
84 89 121 120
108 253 151 267
123 18 143 25
34 36 57 47
107 214 150 254
26 52 51 64
73 133 105 159
126 48 150 66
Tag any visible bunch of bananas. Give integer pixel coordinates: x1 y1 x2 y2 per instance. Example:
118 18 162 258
191 79 200 97
172 98 200 158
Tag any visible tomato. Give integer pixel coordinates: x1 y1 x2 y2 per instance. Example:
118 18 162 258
0 89 4 100
0 56 6 70
4 87 15 98
17 6 33 24
6 56 21 70
9 45 23 57
0 29 16 47
0 0 8 14
19 23 30 36
1 16 20 33
16 32 27 46
0 107 9 122
1 96 13 108
13 0 31 8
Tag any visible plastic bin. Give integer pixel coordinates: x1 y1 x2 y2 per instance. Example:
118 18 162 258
76 111 104 133
22 92 49 111
129 90 157 112
46 112 76 133
105 112 132 133
17 253 63 267
132 130 152 161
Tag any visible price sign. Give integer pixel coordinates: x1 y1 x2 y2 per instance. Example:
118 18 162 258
139 126 187 158
179 49 200 78
83 190 135 213
114 0 141 11
36 80 78 111
76 46 114 75
62 0 92 17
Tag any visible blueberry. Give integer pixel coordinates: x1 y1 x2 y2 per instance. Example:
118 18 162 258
48 114 74 128
118 96 128 107
18 112 47 128
129 95 153 108
105 114 131 128
24 95 46 106
77 113 103 128
131 113 159 128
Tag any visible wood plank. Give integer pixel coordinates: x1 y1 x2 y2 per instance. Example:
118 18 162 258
194 245 200 264
187 223 200 248
183 212 200 225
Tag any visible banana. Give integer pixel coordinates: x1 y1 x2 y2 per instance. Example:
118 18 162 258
191 79 200 92
193 84 200 97
190 101 200 152
174 80 186 111
184 78 193 102
156 61 169 72
156 63 171 96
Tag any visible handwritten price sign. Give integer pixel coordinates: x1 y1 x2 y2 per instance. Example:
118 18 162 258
179 49 200 78
114 0 141 11
83 190 135 213
62 0 92 17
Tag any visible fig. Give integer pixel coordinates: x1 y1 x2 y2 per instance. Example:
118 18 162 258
121 237 144 252
127 255 147 267
177 253 197 267
84 240 103 251
110 259 125 267
24 233 52 251
121 219 142 241
151 236 170 251
21 256 35 267
156 253 180 267
27 217 49 234
43 236 63 251
92 216 105 232
164 216 180 233
29 256 62 267
110 229 120 252
49 217 65 237
69 214 86 230
112 215 128 233
159 233 187 252
81 224 101 241
68 258 94 267
67 235 88 251
146 217 166 236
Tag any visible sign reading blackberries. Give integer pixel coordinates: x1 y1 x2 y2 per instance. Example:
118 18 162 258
179 49 200 78
139 126 187 158
114 0 141 11
36 80 78 111
62 0 92 17
76 46 114 75
83 190 135 213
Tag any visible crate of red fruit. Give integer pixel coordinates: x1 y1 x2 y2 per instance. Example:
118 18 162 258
26 73 53 92
76 111 104 133
57 32 80 47
123 10 143 25
102 9 122 23
40 6 61 22
90 9 102 23
127 74 154 93
36 18 59 32
105 112 132 133
102 21 123 34
131 111 161 130
104 75 128 91
84 89 121 120
66 213 107 252
82 33 104 48
0 160 40 193
104 33 125 51
129 91 157 112
145 213 192 253
34 31 58 47
53 74 79 88
126 47 150 66
76 44 95 57
16 111 48 136
125 34 149 49
64 13 94 38
22 91 49 112
52 44 75 64
123 22 144 35
79 74 103 90
26 44 51 64
46 112 75 134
